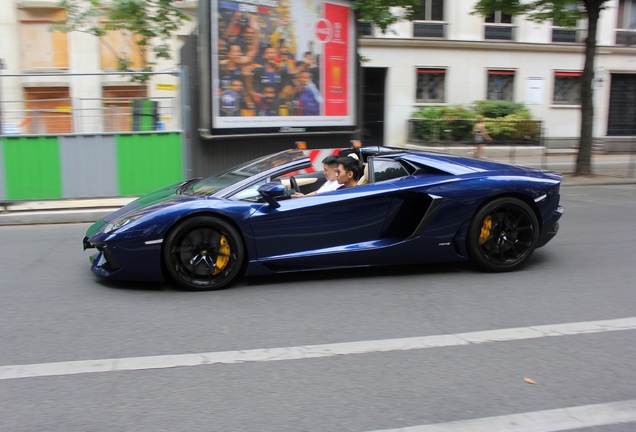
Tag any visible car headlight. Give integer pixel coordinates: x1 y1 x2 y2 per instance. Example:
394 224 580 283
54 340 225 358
103 215 143 234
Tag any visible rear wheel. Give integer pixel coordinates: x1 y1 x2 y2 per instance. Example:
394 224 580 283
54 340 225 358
467 197 539 272
164 216 244 290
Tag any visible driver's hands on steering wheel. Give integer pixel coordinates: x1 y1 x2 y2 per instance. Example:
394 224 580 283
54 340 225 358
288 176 303 198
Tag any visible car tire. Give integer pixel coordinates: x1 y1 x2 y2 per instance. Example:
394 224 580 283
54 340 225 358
467 197 539 272
164 216 244 291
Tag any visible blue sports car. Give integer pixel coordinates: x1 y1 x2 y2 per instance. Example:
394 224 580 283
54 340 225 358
83 146 563 291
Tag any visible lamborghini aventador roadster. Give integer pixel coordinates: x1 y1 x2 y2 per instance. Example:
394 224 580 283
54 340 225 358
83 146 563 291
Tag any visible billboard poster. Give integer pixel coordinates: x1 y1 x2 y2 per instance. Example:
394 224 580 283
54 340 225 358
210 0 356 134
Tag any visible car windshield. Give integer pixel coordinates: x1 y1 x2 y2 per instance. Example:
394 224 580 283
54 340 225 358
189 149 307 196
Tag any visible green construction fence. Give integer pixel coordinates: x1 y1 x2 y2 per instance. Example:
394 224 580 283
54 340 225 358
0 132 183 201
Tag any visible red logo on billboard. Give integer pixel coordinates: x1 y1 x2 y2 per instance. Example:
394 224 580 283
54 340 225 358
315 19 333 43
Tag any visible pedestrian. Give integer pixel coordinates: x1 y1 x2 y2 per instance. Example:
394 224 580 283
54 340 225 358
473 117 492 158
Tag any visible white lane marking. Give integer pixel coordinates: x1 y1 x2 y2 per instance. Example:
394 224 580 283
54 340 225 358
370 399 636 432
1 317 635 380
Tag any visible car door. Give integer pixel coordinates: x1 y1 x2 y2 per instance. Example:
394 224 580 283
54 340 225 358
248 182 400 263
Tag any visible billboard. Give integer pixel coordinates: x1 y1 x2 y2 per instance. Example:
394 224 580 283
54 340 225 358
206 0 357 137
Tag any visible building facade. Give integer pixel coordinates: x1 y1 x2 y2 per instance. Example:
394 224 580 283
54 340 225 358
1 0 635 149
357 0 636 151
0 0 197 135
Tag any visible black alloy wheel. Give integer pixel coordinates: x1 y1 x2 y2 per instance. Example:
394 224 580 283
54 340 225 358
467 197 539 272
164 216 244 290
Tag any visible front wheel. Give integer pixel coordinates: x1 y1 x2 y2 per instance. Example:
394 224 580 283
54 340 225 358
164 216 244 291
467 197 539 272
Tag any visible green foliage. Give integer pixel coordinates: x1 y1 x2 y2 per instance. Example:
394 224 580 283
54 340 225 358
487 114 540 142
54 0 190 81
410 102 539 143
411 105 469 119
471 100 532 119
352 0 420 33
410 106 472 141
411 106 445 119
472 0 526 17
413 101 531 120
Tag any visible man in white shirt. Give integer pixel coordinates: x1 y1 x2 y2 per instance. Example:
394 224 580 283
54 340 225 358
291 155 340 197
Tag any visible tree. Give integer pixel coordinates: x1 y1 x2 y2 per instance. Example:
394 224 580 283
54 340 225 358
352 0 420 33
54 0 190 82
473 0 610 176
54 0 416 79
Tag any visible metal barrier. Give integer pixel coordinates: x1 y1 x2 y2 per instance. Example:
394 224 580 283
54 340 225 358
404 124 635 179
407 118 543 146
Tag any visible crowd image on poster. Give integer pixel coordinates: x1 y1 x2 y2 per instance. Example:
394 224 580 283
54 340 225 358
211 0 355 131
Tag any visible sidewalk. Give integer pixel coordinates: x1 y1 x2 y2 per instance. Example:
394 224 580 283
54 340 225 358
1 148 635 226
0 197 137 226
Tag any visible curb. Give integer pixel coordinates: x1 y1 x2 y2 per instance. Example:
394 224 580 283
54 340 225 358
0 208 120 226
0 197 137 226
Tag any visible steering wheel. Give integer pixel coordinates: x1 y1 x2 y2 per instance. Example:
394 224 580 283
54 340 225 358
289 176 300 193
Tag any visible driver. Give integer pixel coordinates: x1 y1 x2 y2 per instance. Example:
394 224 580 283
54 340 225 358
291 155 340 198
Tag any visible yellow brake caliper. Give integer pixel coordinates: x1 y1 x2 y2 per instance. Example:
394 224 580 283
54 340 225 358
479 215 492 245
212 235 231 275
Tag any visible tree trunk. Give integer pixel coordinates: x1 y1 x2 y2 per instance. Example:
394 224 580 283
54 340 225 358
576 1 602 176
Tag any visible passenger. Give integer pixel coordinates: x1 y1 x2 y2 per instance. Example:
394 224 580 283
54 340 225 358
291 155 340 198
335 156 362 189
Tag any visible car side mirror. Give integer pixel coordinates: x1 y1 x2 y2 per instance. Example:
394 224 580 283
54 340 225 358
257 182 286 208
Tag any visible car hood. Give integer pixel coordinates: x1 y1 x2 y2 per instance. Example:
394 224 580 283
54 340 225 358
86 181 196 237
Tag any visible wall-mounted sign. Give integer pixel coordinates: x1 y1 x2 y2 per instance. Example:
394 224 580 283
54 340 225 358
156 84 178 91
205 0 357 137
525 77 545 105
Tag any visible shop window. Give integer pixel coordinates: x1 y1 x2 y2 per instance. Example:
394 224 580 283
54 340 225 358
416 68 446 103
19 9 68 71
553 71 581 105
487 70 514 101
23 87 72 134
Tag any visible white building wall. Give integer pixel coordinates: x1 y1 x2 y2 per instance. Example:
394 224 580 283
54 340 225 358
447 0 483 41
0 1 22 105
360 0 635 148
69 30 102 133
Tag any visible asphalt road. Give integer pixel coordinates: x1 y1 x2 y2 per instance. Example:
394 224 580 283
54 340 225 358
1 184 635 432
